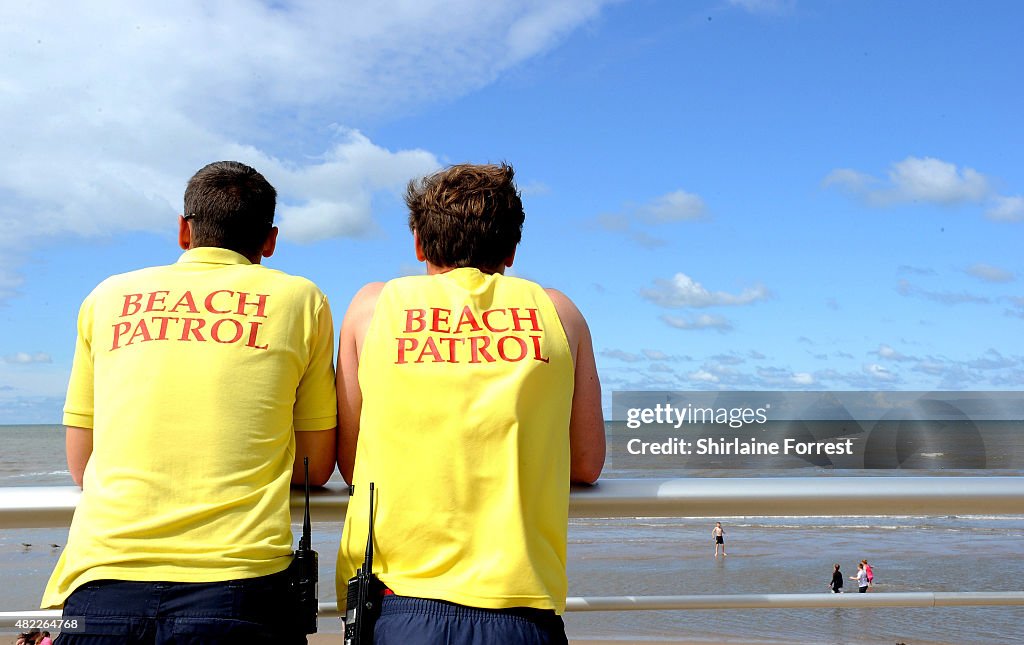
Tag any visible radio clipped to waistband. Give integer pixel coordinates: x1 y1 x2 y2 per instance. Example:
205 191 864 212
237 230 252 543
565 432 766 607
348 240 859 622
288 456 319 634
344 482 386 645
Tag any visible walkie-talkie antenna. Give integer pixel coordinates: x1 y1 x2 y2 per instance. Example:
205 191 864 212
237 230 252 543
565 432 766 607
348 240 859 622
344 481 382 645
362 482 375 573
301 457 312 550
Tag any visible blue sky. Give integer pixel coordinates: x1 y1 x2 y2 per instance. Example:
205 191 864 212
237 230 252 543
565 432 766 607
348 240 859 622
1 0 1021 424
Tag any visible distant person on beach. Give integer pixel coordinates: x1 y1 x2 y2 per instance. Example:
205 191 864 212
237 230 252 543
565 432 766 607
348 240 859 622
850 562 869 592
41 161 338 644
829 563 843 593
713 522 727 557
38 632 53 645
336 162 606 644
861 559 874 589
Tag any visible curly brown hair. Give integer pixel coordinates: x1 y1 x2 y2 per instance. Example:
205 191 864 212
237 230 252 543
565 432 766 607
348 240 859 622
406 163 524 271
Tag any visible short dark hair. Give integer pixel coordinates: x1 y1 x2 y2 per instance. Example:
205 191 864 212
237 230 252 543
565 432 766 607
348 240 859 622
406 163 524 271
183 161 276 258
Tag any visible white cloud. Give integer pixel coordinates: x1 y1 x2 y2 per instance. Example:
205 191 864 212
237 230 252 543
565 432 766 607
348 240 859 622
0 1 612 298
0 359 69 423
966 349 1016 371
0 266 24 302
752 366 816 388
864 363 898 382
824 156 991 206
906 351 1024 388
642 273 769 308
269 130 440 242
0 395 65 425
986 195 1024 222
1008 297 1024 319
687 369 720 383
601 349 645 362
627 230 671 249
518 181 552 197
660 313 733 332
822 168 873 193
897 278 991 307
912 360 949 377
875 344 913 362
965 263 1014 283
593 188 707 246
3 352 53 364
710 353 746 366
594 213 630 232
726 0 795 13
790 372 814 386
887 157 989 204
896 279 991 305
897 265 938 276
505 1 610 60
635 190 706 223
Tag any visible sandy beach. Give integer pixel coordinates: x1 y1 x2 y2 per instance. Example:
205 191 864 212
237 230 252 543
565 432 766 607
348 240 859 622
5 426 1024 644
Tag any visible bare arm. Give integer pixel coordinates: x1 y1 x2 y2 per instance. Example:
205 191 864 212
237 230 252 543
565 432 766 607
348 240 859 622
547 289 606 484
66 426 93 488
293 428 337 486
337 282 385 484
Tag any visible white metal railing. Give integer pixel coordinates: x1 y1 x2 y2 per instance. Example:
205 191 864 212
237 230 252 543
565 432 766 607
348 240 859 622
3 477 1024 528
2 477 1023 627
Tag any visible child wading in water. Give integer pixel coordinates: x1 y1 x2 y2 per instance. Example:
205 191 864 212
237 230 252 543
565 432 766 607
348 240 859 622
861 559 874 590
712 522 727 557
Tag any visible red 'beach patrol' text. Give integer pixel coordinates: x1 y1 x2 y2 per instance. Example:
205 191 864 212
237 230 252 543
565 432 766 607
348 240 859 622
110 290 270 351
395 306 549 364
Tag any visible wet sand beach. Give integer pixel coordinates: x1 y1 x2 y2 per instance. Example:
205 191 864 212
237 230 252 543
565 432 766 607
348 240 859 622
4 425 1024 644
5 507 1024 644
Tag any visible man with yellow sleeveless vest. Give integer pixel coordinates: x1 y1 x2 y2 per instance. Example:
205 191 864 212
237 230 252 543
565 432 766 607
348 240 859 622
43 162 337 644
336 162 606 644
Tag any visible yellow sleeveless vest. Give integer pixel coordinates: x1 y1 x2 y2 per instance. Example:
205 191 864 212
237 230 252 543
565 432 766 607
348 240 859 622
337 268 574 612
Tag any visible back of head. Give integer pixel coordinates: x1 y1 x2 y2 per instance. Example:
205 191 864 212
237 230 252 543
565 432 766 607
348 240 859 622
183 161 277 258
406 162 524 272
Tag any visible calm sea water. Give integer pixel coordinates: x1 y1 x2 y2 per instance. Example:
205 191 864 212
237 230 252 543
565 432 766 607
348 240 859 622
3 424 1023 644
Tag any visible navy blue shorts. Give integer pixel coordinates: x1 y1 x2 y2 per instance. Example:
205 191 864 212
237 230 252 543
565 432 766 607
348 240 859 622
55 569 306 645
371 595 567 645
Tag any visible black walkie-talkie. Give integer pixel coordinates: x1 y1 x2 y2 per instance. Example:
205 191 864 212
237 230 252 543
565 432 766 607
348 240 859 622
344 482 384 645
290 457 318 634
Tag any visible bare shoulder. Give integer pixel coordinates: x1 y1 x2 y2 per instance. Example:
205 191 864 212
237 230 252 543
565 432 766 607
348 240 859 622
544 287 585 326
544 287 589 348
339 282 387 355
353 281 386 304
345 282 386 319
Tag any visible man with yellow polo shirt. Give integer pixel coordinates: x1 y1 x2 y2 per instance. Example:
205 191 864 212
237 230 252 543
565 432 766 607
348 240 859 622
43 161 337 645
336 162 606 644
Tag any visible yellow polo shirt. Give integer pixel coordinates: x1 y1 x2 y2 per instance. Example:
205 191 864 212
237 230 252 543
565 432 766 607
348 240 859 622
43 247 336 608
337 268 574 613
